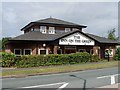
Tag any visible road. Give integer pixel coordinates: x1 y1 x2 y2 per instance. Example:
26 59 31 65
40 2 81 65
2 67 119 90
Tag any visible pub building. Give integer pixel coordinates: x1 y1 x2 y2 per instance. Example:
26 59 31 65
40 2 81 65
5 17 119 59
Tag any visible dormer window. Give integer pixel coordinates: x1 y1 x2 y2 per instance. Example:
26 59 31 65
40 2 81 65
65 28 71 32
49 27 55 34
40 26 47 33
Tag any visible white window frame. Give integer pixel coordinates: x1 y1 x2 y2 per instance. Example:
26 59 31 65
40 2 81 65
31 28 34 32
38 48 48 55
65 28 71 32
24 49 32 55
14 49 22 55
72 28 79 31
48 27 55 34
40 26 47 33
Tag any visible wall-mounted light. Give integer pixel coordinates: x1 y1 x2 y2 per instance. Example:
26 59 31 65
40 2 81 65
43 43 46 47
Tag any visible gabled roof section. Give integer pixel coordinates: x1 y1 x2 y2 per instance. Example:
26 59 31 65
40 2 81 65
21 18 87 31
10 30 118 44
86 33 118 44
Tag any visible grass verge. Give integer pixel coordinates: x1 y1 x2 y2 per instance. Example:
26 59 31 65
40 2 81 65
1 61 119 78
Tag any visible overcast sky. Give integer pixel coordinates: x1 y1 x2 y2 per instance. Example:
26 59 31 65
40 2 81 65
2 2 118 38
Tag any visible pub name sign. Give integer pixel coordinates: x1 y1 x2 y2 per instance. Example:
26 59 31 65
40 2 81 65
59 32 95 45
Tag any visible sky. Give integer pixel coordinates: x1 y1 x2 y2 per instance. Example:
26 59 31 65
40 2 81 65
2 2 118 38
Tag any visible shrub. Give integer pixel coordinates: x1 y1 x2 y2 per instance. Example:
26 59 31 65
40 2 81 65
1 52 15 67
113 54 120 61
2 52 102 68
90 55 100 62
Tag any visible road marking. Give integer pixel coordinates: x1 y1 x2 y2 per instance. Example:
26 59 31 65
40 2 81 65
111 75 115 84
97 74 120 85
57 83 69 90
97 74 120 79
20 82 67 88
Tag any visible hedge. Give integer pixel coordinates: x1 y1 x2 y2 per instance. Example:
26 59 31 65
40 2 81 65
1 52 15 67
1 52 100 68
113 54 120 61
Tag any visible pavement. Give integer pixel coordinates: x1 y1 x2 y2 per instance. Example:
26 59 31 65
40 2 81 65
99 83 119 88
2 67 120 90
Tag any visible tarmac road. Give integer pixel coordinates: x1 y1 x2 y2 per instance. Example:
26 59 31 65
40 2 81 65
2 67 119 90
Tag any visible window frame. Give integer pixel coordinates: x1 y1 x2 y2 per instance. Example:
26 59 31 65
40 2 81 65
48 27 55 34
31 28 34 32
90 49 93 54
39 48 48 55
40 26 47 33
57 49 62 54
65 28 71 32
14 49 22 55
78 49 86 52
72 28 79 31
24 49 32 55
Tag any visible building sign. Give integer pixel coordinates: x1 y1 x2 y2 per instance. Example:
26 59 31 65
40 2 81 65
59 32 95 45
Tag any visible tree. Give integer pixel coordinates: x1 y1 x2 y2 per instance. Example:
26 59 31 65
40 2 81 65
108 28 118 40
2 37 11 50
0 40 2 51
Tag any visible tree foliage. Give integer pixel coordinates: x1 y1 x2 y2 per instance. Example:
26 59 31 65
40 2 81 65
2 37 11 50
108 28 118 40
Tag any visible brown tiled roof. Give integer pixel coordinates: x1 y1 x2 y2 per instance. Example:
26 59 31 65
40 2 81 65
35 18 87 27
21 18 87 31
11 30 118 44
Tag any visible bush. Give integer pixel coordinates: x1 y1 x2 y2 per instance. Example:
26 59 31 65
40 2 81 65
113 54 120 61
90 55 100 62
1 52 15 67
2 52 101 68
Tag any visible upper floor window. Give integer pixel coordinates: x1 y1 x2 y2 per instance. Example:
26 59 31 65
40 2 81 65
31 28 34 32
65 28 71 32
49 27 55 34
40 26 47 33
72 28 79 31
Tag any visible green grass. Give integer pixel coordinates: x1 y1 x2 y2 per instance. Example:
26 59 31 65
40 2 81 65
1 61 119 77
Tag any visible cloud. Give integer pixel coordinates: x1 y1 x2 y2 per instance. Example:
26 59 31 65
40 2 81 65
2 2 118 38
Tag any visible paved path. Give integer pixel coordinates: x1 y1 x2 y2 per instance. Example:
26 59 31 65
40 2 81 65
2 67 119 90
99 83 119 88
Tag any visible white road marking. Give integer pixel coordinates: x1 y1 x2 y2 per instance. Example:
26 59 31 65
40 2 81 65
97 74 120 85
20 82 67 88
97 74 120 79
57 83 69 90
111 75 115 85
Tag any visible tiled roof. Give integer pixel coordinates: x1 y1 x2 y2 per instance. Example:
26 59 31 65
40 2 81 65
34 18 87 27
21 18 87 31
86 33 118 44
11 30 118 44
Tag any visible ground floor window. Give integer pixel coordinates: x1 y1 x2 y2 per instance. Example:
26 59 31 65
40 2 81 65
90 49 93 54
14 49 22 55
24 49 32 55
57 49 62 54
79 49 85 52
40 50 46 54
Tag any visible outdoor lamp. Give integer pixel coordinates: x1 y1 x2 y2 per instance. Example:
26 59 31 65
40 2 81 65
43 43 46 47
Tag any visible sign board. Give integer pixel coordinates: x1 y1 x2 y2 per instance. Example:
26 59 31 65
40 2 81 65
59 32 95 45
